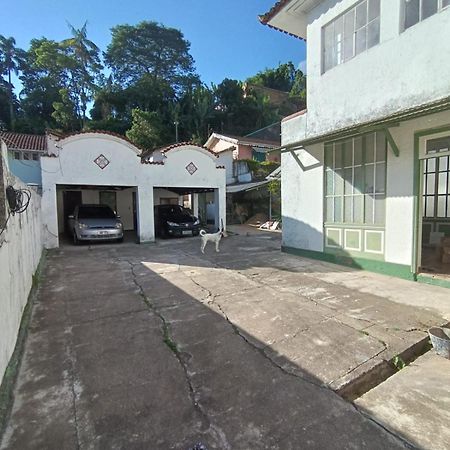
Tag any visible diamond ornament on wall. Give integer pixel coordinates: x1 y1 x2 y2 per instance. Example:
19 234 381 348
94 154 110 170
186 162 198 175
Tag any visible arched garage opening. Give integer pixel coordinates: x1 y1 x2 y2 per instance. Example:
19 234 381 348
56 184 138 243
153 186 220 238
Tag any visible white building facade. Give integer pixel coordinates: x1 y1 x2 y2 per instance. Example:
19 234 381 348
261 0 450 283
41 132 226 248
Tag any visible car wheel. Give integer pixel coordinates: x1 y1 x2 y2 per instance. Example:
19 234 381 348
117 237 124 243
73 230 79 245
160 227 168 239
193 231 199 236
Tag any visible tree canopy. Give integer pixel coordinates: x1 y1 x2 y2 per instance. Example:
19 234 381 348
0 20 306 149
105 21 198 91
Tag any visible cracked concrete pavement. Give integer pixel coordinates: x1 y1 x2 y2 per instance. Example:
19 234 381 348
1 230 448 449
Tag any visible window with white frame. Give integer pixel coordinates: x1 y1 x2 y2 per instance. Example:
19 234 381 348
403 0 450 30
423 136 450 219
10 150 41 161
323 0 380 73
325 132 387 225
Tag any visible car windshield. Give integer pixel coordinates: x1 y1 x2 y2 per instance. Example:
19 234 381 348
78 206 116 219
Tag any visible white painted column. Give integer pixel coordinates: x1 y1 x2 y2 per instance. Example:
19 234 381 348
41 183 59 248
137 185 155 243
219 186 227 231
214 186 227 231
192 193 199 217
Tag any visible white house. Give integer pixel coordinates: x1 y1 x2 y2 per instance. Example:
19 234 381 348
41 132 226 248
261 0 450 285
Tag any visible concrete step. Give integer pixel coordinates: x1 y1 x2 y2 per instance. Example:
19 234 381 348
355 351 450 450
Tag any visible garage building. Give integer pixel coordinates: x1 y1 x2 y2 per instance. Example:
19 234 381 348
41 131 226 248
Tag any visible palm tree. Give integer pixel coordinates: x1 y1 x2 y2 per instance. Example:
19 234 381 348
61 22 102 126
0 35 25 130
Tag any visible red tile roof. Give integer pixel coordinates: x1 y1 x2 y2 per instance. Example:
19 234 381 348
52 130 147 153
259 0 292 24
0 132 47 151
259 0 305 41
160 142 219 158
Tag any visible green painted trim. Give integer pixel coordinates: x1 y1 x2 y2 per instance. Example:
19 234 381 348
383 128 400 157
417 274 450 289
324 245 385 261
324 223 384 230
0 250 47 440
289 150 306 171
282 246 415 280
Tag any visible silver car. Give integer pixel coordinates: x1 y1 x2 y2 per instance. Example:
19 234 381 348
68 204 123 244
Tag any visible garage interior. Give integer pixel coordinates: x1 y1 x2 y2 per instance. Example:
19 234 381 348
153 187 219 236
56 184 138 242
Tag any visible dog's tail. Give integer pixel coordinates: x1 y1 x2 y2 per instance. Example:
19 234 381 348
199 229 206 236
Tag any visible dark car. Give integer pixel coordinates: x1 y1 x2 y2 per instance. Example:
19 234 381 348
68 204 123 244
154 204 201 238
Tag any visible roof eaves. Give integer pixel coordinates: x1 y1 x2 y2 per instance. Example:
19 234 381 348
161 141 219 158
259 0 306 41
282 109 308 123
54 130 148 154
280 95 450 151
259 0 292 24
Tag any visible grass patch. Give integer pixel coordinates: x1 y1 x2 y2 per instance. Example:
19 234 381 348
163 326 178 354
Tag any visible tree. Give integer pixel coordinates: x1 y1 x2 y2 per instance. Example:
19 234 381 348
246 62 297 92
18 38 68 132
214 78 278 136
126 108 164 150
0 35 26 130
61 22 103 126
105 21 199 92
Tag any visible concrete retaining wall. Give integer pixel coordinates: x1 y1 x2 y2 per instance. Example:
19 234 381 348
0 146 44 384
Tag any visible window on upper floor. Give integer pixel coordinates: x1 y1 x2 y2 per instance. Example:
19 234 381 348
323 0 380 73
403 0 450 30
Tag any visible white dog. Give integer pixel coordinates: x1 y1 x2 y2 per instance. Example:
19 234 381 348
200 221 226 253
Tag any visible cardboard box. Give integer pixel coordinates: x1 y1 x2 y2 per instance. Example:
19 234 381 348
442 253 450 264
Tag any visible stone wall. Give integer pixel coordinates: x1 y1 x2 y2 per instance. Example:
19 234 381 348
0 145 44 385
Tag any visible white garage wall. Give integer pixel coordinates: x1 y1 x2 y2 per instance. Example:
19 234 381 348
82 190 98 204
41 135 226 247
153 188 181 206
116 189 134 230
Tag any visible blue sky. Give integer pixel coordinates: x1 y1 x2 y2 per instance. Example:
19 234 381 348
2 0 306 86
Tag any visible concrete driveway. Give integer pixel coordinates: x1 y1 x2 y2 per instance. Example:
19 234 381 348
1 229 448 449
